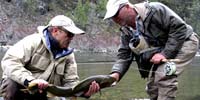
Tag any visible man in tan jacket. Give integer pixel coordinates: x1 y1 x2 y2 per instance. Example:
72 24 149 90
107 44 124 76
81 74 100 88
0 15 99 100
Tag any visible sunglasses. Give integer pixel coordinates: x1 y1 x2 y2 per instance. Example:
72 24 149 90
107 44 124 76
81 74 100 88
66 31 75 38
58 27 75 38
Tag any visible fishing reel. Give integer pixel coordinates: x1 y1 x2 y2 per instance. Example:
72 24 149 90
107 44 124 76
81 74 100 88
163 61 176 76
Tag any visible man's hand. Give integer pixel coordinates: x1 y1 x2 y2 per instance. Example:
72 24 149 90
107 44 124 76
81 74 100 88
150 53 167 64
84 81 100 97
109 73 120 86
29 79 48 93
109 73 120 82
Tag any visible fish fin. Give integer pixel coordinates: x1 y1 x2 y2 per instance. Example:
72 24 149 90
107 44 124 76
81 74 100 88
20 89 29 91
74 91 84 97
47 92 56 97
111 81 117 87
20 89 29 93
20 88 37 94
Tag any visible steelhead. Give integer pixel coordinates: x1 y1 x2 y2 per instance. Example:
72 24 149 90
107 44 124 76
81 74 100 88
27 75 116 97
73 75 116 94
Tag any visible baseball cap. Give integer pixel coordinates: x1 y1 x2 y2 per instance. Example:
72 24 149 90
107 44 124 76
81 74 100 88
104 0 129 20
46 15 85 34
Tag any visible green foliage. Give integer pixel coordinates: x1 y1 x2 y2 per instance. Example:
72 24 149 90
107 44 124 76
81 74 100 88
96 0 107 12
190 0 200 34
94 0 107 18
73 0 90 28
24 0 37 15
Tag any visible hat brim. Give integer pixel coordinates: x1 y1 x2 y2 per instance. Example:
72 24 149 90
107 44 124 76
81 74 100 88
63 25 85 34
103 6 119 20
44 24 85 35
104 0 129 20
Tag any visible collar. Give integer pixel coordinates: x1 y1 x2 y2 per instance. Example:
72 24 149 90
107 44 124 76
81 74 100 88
44 29 74 59
133 2 149 21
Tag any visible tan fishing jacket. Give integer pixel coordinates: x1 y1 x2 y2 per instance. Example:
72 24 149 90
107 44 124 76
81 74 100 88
1 27 79 87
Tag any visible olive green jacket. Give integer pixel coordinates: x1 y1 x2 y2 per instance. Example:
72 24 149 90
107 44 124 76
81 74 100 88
112 2 194 80
1 26 79 87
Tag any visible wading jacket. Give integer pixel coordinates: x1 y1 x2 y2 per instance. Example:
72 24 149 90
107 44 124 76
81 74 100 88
1 26 79 87
111 2 194 79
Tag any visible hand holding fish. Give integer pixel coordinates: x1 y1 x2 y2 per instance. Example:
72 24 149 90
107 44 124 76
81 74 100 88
110 73 120 81
84 81 100 97
28 79 48 93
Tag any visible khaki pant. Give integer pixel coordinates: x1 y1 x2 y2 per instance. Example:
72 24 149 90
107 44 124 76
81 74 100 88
146 33 199 100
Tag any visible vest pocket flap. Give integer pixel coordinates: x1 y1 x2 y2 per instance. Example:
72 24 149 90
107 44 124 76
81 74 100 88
56 63 65 75
30 53 50 71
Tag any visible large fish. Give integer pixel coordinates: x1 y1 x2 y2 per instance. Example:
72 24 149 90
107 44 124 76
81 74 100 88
27 75 116 98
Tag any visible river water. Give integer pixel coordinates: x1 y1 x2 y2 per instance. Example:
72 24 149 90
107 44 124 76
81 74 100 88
76 56 200 100
0 52 199 100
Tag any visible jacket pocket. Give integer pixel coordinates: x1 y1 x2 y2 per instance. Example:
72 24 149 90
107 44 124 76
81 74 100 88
55 60 66 75
29 53 50 71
